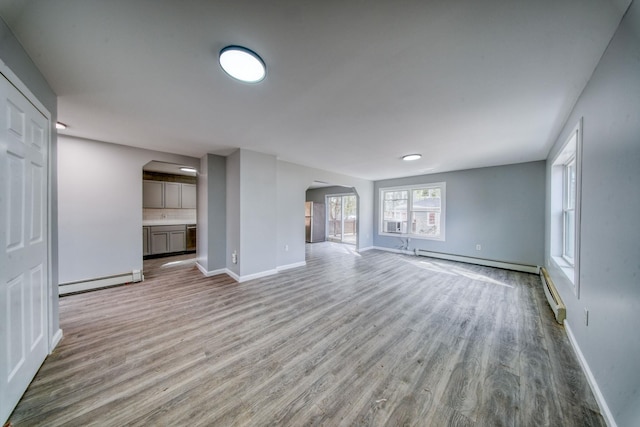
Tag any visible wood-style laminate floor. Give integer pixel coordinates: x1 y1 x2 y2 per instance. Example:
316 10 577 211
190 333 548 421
8 243 605 426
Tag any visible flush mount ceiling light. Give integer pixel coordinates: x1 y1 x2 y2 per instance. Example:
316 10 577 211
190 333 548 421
402 154 422 161
56 122 67 130
180 167 197 173
219 45 266 83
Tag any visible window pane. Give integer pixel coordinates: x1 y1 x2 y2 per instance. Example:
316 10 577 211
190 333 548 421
412 188 441 210
563 209 575 263
383 199 407 221
566 161 576 209
384 190 408 201
412 211 440 236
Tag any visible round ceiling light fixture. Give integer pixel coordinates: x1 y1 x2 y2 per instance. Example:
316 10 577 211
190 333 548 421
219 45 266 83
56 122 67 130
402 154 422 161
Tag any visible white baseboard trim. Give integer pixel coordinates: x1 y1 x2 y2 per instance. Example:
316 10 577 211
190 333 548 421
59 271 143 295
357 246 375 252
565 321 617 427
237 269 279 283
196 263 279 283
50 328 63 354
277 261 306 272
196 262 227 277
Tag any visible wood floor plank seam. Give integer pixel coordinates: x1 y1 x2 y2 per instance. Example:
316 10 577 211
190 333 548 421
8 245 605 426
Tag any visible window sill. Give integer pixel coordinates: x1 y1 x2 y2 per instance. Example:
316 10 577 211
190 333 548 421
551 256 575 284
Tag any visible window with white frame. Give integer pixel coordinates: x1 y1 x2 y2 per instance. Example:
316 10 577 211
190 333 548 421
550 119 581 295
380 183 445 240
563 156 576 265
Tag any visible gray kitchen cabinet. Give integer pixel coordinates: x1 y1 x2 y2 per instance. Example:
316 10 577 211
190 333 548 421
149 225 186 255
143 226 150 255
164 182 182 208
143 180 164 208
181 184 196 208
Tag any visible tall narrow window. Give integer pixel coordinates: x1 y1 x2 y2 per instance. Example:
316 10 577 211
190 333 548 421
563 156 576 265
550 119 581 296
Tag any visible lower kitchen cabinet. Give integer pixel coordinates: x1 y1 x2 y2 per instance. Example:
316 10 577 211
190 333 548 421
143 227 150 255
148 225 186 255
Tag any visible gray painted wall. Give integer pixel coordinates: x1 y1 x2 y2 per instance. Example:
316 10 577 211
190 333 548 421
240 150 277 277
226 150 241 277
545 3 640 425
57 136 198 283
1 17 60 340
374 161 545 266
196 154 226 272
306 186 355 204
276 160 374 269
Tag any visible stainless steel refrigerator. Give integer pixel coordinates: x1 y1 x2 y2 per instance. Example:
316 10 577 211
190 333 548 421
305 202 326 243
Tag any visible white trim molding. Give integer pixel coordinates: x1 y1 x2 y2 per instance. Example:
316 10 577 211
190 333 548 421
277 261 306 272
565 321 617 427
50 329 63 354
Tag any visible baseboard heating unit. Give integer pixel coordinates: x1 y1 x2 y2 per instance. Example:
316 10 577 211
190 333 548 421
540 267 566 324
59 270 143 295
413 249 539 274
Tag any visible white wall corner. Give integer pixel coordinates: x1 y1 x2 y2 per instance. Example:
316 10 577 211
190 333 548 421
196 262 228 278
50 328 63 354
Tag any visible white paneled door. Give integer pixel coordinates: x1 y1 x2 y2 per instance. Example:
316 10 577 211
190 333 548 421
0 73 50 423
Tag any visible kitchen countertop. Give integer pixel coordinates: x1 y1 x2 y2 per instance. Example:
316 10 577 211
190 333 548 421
143 220 197 226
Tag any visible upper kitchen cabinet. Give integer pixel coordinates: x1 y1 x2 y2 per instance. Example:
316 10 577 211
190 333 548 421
181 184 196 209
143 180 164 208
143 179 196 209
164 182 182 208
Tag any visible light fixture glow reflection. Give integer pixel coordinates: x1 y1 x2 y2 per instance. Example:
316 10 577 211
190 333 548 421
219 46 266 83
402 154 422 161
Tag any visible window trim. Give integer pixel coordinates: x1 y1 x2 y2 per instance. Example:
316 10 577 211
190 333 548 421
550 119 582 297
379 182 446 241
562 155 576 266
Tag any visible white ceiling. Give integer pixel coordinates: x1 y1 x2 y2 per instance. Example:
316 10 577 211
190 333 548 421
0 0 629 180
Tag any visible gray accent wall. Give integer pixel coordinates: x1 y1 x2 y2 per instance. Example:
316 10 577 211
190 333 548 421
1 17 59 341
197 154 226 272
374 161 545 266
57 136 199 283
545 3 640 425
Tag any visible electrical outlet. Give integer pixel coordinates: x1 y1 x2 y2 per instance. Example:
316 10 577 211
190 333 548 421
232 250 237 264
476 244 481 250
584 308 589 326
285 244 289 252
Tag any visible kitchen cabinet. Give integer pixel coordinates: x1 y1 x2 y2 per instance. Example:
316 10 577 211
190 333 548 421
149 225 186 255
143 180 196 209
143 226 150 255
181 184 196 208
164 182 182 208
143 180 164 208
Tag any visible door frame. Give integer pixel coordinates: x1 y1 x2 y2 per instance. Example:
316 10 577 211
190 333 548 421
325 192 358 245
